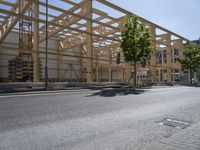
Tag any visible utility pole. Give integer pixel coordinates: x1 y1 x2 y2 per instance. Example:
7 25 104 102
45 0 48 90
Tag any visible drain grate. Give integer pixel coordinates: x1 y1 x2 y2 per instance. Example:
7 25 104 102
159 118 191 129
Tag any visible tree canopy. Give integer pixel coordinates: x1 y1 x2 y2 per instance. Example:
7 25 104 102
121 15 152 86
178 43 200 84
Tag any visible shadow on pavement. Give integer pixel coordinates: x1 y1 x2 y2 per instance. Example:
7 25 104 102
86 88 147 97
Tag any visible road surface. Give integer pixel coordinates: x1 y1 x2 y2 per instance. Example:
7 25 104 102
0 86 200 150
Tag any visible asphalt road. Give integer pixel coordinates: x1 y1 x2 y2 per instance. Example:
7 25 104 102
0 86 200 150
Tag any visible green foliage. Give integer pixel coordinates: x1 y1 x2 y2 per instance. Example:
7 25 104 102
121 15 153 63
178 43 200 72
178 43 200 84
120 15 153 86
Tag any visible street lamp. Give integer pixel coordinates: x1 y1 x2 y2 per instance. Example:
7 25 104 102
45 0 48 90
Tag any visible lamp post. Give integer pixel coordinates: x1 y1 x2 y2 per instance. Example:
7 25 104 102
45 0 48 90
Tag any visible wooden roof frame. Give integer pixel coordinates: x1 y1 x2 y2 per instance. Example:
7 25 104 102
0 0 190 54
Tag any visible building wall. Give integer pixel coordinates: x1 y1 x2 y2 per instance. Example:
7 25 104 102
0 31 184 83
0 32 83 82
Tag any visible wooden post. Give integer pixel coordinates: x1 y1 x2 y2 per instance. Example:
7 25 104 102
158 69 161 82
96 51 99 82
86 0 93 82
80 45 83 82
122 67 125 83
150 26 157 82
33 0 39 82
57 41 60 81
108 50 112 82
166 34 172 82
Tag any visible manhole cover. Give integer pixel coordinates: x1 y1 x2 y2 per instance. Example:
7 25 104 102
159 118 191 129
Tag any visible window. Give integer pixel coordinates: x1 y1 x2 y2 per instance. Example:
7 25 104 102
174 49 179 63
171 48 173 63
156 51 162 64
163 50 167 64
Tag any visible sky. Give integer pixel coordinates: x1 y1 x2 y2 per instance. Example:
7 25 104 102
1 0 199 41
108 0 200 41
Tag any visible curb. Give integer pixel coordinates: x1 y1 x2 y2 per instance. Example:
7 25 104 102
0 88 95 98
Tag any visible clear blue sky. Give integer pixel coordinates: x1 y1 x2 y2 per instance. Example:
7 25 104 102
5 0 197 40
108 0 200 41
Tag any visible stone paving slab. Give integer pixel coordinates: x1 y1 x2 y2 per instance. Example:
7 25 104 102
149 122 200 150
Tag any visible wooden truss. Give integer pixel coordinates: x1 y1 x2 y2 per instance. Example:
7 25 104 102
0 0 189 83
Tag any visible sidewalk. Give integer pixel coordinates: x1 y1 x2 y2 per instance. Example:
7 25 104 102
0 88 96 98
0 82 123 93
149 122 200 150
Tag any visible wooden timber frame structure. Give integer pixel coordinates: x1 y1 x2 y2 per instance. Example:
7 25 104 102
0 0 190 83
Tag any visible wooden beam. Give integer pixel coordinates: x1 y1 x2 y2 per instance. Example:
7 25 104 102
61 0 77 6
96 51 99 82
60 43 86 52
0 0 31 43
38 1 120 43
0 14 9 19
39 0 90 43
57 41 61 81
38 0 90 30
166 34 172 82
0 8 120 42
80 45 83 82
108 49 112 82
86 0 93 82
33 0 40 82
96 0 189 42
0 1 15 7
92 8 117 22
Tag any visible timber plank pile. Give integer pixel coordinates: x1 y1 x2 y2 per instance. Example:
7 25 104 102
8 55 33 82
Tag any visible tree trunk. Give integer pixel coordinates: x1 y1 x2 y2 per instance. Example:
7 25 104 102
134 61 137 87
189 67 192 85
189 56 192 85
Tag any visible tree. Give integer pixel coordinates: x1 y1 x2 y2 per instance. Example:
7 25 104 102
121 15 153 87
178 43 200 84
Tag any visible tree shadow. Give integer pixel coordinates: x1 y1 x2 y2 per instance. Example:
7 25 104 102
86 88 147 97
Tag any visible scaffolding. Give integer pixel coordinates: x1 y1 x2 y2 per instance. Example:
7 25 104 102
0 0 190 83
7 0 41 82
